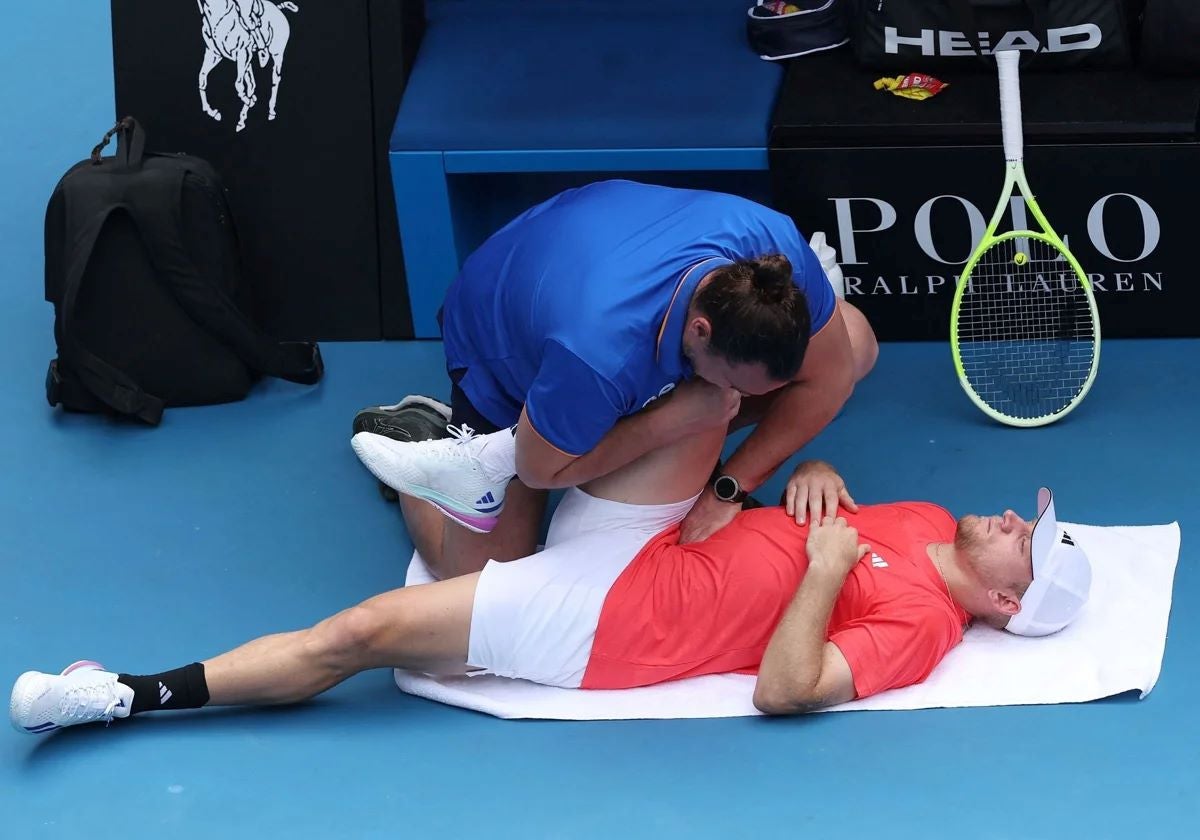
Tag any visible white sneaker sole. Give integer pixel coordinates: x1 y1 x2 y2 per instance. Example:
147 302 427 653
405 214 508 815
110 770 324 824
10 660 105 735
373 395 452 420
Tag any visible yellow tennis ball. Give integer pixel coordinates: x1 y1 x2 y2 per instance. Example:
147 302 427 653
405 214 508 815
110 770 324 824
1014 252 1028 266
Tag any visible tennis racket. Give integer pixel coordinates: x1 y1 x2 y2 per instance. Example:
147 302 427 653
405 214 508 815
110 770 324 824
950 50 1100 427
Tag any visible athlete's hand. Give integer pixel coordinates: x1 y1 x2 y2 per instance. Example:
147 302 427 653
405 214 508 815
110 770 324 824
806 516 869 578
783 460 857 526
660 380 741 435
678 487 741 544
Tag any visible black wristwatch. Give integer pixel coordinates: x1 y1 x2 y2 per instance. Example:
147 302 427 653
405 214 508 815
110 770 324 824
712 474 748 504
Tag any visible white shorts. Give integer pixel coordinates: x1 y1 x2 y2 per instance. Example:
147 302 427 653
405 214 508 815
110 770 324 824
466 487 697 688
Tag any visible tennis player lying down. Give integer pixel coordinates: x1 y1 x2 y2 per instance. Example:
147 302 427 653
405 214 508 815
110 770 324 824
10 422 1091 734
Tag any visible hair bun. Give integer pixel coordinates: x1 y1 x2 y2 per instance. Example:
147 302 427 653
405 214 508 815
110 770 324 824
749 254 793 304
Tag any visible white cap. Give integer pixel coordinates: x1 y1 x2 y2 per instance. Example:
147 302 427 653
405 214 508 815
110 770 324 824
1005 487 1093 637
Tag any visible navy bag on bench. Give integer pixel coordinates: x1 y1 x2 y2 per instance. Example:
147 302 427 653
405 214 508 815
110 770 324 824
850 0 1141 71
44 118 324 426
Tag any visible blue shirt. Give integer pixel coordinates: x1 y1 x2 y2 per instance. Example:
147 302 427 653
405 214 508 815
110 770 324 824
441 180 835 456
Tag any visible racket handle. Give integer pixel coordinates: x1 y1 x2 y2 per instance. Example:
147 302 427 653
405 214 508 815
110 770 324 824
996 50 1024 163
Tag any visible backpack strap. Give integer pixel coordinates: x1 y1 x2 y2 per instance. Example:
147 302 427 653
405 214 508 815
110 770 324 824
128 167 325 387
91 116 146 171
49 204 166 425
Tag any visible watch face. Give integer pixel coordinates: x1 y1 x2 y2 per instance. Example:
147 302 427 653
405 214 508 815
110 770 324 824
715 475 738 501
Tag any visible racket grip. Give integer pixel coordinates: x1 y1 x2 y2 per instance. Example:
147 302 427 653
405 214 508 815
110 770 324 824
996 50 1024 162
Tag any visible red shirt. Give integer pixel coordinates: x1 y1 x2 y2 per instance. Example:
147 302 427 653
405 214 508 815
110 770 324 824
580 504 970 700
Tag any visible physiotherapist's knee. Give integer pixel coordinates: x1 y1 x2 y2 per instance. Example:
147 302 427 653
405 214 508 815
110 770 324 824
839 300 879 383
856 327 879 383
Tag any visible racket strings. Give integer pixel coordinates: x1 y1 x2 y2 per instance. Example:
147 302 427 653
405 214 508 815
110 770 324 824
958 237 1096 420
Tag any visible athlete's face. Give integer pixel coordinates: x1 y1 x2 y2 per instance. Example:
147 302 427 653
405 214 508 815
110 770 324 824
955 510 1036 595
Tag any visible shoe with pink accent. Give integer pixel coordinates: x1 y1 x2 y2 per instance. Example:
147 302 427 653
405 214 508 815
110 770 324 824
10 661 133 735
351 424 509 534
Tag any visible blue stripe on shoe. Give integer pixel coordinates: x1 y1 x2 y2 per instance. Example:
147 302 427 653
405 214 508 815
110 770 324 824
26 722 59 733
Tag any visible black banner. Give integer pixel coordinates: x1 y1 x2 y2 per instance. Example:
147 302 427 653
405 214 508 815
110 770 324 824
769 143 1195 341
112 0 424 341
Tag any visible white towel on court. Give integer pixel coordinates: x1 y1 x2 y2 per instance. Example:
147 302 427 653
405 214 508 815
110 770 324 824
393 522 1180 720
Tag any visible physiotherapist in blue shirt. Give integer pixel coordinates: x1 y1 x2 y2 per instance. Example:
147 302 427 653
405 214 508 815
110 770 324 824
356 180 878 579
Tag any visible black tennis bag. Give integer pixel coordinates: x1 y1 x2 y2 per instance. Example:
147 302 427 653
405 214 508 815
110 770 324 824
851 0 1141 72
44 118 324 425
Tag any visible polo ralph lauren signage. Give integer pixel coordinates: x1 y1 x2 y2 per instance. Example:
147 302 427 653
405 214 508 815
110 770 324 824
770 143 1193 340
832 191 1164 294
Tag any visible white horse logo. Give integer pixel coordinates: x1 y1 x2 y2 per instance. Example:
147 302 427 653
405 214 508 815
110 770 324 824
197 0 299 133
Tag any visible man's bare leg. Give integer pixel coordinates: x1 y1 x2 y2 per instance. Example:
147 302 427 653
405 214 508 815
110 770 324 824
396 493 447 567
399 480 547 580
581 423 725 505
10 422 731 733
200 425 718 705
202 572 480 706
391 392 726 578
403 416 716 577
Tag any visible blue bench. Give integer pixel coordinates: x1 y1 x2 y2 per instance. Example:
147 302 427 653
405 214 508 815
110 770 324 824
389 0 784 337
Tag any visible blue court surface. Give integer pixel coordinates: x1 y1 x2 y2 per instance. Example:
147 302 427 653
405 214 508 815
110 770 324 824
3 4 1198 838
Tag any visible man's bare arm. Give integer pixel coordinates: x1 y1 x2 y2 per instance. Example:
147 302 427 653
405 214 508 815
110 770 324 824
753 516 863 715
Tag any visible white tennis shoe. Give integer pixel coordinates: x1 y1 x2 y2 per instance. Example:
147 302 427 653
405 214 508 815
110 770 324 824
351 425 511 534
10 661 133 735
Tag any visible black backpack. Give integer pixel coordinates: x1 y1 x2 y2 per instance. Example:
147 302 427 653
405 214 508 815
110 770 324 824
44 118 324 426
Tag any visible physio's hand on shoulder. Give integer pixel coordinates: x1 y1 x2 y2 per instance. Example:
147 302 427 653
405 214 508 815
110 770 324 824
806 516 870 578
659 380 741 434
678 489 741 545
784 460 857 526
